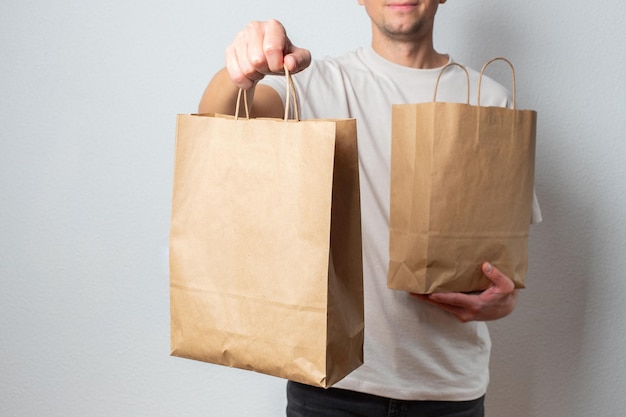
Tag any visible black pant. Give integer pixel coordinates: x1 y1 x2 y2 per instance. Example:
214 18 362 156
286 381 485 417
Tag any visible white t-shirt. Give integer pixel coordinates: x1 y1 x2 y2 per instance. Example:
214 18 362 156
262 46 542 401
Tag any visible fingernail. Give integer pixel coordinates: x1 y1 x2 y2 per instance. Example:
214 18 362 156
485 262 493 273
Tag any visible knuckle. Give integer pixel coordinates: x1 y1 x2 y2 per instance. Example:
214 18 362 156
246 20 263 31
248 53 266 67
265 18 284 31
466 304 482 317
264 43 282 55
242 59 263 77
226 65 253 89
225 44 236 58
230 71 246 84
263 20 287 52
231 73 250 89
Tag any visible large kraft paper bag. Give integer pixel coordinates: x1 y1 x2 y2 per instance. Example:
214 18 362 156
389 58 537 294
169 74 363 388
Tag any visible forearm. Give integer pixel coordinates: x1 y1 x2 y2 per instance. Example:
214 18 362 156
198 68 251 116
198 67 283 118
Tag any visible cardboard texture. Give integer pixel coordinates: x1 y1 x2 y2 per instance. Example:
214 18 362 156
388 58 537 294
169 75 363 387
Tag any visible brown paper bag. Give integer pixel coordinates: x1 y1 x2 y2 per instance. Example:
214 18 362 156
169 70 363 388
389 58 537 294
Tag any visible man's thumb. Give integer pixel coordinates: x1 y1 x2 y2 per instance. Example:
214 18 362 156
284 46 311 73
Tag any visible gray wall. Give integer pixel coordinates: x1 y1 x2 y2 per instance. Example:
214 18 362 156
2 1 624 416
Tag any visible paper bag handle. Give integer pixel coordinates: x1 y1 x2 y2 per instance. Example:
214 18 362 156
478 57 516 109
283 65 300 122
234 89 250 120
433 62 470 104
234 65 300 122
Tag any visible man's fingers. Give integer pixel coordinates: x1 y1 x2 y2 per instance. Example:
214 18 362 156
262 19 288 72
284 47 312 73
226 29 262 89
225 19 311 89
429 292 473 308
413 292 475 309
264 22 311 73
412 293 471 322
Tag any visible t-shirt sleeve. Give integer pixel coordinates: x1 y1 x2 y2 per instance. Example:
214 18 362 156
531 190 543 224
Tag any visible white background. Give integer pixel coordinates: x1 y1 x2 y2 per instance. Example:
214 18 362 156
1 1 625 416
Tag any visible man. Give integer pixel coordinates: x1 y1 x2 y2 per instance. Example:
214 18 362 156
199 1 541 416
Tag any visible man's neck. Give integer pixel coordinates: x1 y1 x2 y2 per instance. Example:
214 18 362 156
370 32 448 69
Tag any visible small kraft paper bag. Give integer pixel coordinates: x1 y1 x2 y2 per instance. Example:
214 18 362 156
389 58 537 294
169 69 364 388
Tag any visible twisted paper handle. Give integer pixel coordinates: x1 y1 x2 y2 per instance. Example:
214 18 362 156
478 57 517 109
234 88 250 120
283 64 300 121
235 64 300 121
433 62 470 104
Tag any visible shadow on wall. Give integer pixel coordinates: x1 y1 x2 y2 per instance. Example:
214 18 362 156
487 166 592 416
484 50 595 414
435 2 526 75
447 4 594 417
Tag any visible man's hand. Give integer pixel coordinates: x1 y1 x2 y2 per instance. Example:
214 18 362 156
412 262 519 322
226 19 312 89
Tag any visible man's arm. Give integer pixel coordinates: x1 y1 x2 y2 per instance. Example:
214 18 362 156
198 19 311 118
198 68 284 118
